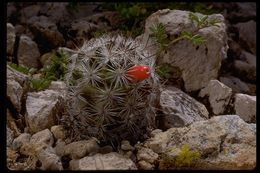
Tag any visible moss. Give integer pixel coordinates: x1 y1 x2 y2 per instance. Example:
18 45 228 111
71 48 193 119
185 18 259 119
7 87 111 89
160 144 201 169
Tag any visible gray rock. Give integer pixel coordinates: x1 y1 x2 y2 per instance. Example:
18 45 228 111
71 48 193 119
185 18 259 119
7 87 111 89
234 93 256 123
20 5 41 23
121 140 135 151
160 87 208 129
28 15 65 48
7 23 15 55
234 60 256 82
6 109 21 138
38 146 63 170
20 129 54 157
98 145 114 154
199 80 232 115
69 152 137 170
17 35 40 68
137 147 158 164
7 65 29 88
40 52 53 67
7 79 23 112
51 125 66 140
240 50 256 67
48 81 67 97
39 3 71 24
25 90 64 133
12 133 31 151
235 20 256 54
15 24 26 36
143 130 169 154
64 138 99 159
234 3 256 19
54 139 66 157
220 76 250 94
138 160 154 170
142 9 228 91
144 115 256 169
7 3 17 19
70 19 98 38
7 126 14 147
30 129 54 147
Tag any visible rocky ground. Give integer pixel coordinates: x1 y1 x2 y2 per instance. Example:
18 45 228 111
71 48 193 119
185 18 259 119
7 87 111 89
6 2 256 170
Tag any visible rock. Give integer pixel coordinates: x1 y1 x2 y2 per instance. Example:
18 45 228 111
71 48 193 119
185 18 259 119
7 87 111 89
69 152 137 170
7 109 22 137
7 65 29 88
51 125 66 140
7 79 23 112
159 87 208 129
64 138 99 159
7 147 20 170
219 2 256 23
143 130 169 154
79 11 123 31
15 24 26 36
240 51 256 67
7 126 14 147
38 146 63 170
98 145 114 154
20 129 54 157
40 52 53 67
234 93 256 123
234 60 256 82
7 23 16 55
25 90 64 133
144 115 256 169
54 139 66 157
121 140 135 151
68 3 99 19
39 3 71 24
7 3 17 20
219 76 250 94
12 133 31 151
20 5 41 23
199 80 232 115
138 160 154 170
142 9 228 91
70 19 98 38
159 144 201 169
48 81 67 97
235 20 256 54
28 15 65 50
150 129 163 137
30 129 54 147
17 35 40 68
123 151 134 159
136 147 158 164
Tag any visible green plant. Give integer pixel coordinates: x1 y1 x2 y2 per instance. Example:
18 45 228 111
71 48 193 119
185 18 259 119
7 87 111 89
30 49 69 91
30 78 53 92
149 11 220 59
189 12 221 29
61 35 160 146
155 63 173 79
160 144 201 169
7 62 36 75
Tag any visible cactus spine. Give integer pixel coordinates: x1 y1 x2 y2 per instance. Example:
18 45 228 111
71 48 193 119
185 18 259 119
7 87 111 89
62 35 160 145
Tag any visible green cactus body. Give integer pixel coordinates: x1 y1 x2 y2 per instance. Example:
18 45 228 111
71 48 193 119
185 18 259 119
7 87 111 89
62 35 160 145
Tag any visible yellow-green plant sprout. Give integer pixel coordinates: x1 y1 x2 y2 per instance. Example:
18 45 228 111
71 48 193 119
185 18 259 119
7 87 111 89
160 144 201 169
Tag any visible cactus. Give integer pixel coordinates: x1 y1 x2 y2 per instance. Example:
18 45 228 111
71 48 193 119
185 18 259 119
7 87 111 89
61 34 160 146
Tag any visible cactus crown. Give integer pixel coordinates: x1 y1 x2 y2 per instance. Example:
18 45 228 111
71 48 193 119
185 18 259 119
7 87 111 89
62 34 160 146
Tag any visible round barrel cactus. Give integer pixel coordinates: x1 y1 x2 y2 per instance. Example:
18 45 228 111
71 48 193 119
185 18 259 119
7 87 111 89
62 34 160 145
